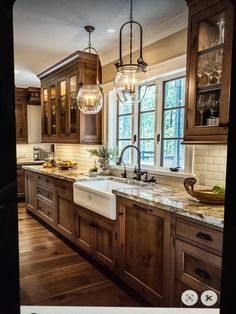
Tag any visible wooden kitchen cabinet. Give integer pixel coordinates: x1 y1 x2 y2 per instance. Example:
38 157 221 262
15 88 28 143
38 50 102 144
17 166 25 199
55 188 75 241
25 171 36 212
173 216 223 307
184 0 233 143
75 205 116 269
36 178 55 227
117 197 172 306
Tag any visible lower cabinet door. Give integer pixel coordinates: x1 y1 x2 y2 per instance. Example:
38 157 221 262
93 215 116 269
174 239 222 307
75 206 94 255
25 171 36 212
55 190 75 241
117 197 171 306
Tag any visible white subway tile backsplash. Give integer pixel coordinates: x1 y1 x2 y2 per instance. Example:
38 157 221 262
213 156 226 165
202 156 213 164
194 145 227 187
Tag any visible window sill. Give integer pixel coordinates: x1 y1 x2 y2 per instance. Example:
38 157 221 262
110 165 195 180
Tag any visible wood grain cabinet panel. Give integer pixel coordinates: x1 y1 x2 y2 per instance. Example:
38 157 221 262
17 167 25 199
25 171 36 212
55 190 75 241
75 205 116 269
173 215 223 307
15 88 28 144
38 51 102 144
117 197 171 306
75 206 94 255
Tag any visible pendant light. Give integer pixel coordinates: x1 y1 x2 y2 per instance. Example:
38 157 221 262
77 26 103 114
114 0 148 104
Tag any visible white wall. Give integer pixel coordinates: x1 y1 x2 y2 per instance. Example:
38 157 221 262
27 105 42 143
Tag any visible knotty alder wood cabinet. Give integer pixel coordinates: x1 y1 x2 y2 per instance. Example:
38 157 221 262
24 170 223 307
184 0 233 143
25 170 76 240
15 88 28 144
38 50 102 144
173 216 223 307
116 197 172 306
75 205 117 270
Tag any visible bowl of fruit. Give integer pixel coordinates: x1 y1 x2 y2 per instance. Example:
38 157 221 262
184 177 225 205
58 160 77 170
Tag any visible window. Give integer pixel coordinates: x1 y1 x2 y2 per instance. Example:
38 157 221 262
161 78 185 169
112 73 192 174
139 85 156 166
117 101 132 163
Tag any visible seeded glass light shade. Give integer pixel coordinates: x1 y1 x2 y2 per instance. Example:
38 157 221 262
77 85 103 114
114 65 147 104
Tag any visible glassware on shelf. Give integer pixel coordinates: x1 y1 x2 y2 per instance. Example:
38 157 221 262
197 94 206 126
215 49 223 83
197 57 205 86
217 19 225 45
204 57 215 85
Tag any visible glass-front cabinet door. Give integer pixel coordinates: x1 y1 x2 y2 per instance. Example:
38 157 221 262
184 0 233 143
59 80 67 135
69 75 77 135
50 85 57 135
43 89 49 136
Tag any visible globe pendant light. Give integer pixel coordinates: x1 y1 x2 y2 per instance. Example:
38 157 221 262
114 0 148 104
77 25 103 114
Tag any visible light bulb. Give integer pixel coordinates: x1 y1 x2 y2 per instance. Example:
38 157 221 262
77 85 103 114
114 65 147 104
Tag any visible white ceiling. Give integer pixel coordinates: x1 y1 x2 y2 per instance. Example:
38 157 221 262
13 0 188 87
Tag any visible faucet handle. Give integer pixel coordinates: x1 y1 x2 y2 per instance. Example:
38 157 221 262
133 166 138 173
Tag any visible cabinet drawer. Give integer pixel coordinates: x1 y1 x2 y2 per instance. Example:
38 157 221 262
37 186 53 201
36 174 53 188
37 199 54 221
54 179 73 195
175 239 222 292
176 217 223 252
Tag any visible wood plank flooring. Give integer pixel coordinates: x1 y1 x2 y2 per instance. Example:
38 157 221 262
18 203 142 306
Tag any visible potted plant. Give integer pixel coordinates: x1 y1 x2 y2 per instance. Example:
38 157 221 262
87 144 117 173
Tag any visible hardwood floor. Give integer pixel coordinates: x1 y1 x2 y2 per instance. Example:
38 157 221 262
18 203 142 306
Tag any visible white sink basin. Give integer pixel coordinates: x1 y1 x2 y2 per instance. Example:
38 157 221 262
73 179 136 220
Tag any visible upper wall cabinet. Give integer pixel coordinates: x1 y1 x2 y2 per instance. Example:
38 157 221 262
184 0 233 143
38 51 102 144
15 88 28 144
15 87 41 144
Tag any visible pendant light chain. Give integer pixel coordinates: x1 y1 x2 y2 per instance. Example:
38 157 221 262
88 31 91 53
129 0 133 65
114 0 148 104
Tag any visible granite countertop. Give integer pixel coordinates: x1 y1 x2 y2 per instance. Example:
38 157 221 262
17 159 45 165
22 165 224 228
22 164 88 182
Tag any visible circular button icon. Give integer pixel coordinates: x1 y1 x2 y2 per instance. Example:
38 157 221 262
201 290 218 306
181 290 198 306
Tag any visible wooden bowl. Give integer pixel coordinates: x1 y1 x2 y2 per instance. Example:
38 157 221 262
184 177 225 205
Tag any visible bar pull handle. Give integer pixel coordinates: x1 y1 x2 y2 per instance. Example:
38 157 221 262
196 232 213 242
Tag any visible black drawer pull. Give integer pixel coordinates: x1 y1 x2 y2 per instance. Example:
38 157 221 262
118 212 123 216
46 179 49 183
195 267 211 279
196 232 213 242
38 206 42 210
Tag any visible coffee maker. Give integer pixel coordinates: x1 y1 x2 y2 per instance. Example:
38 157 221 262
33 146 41 161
